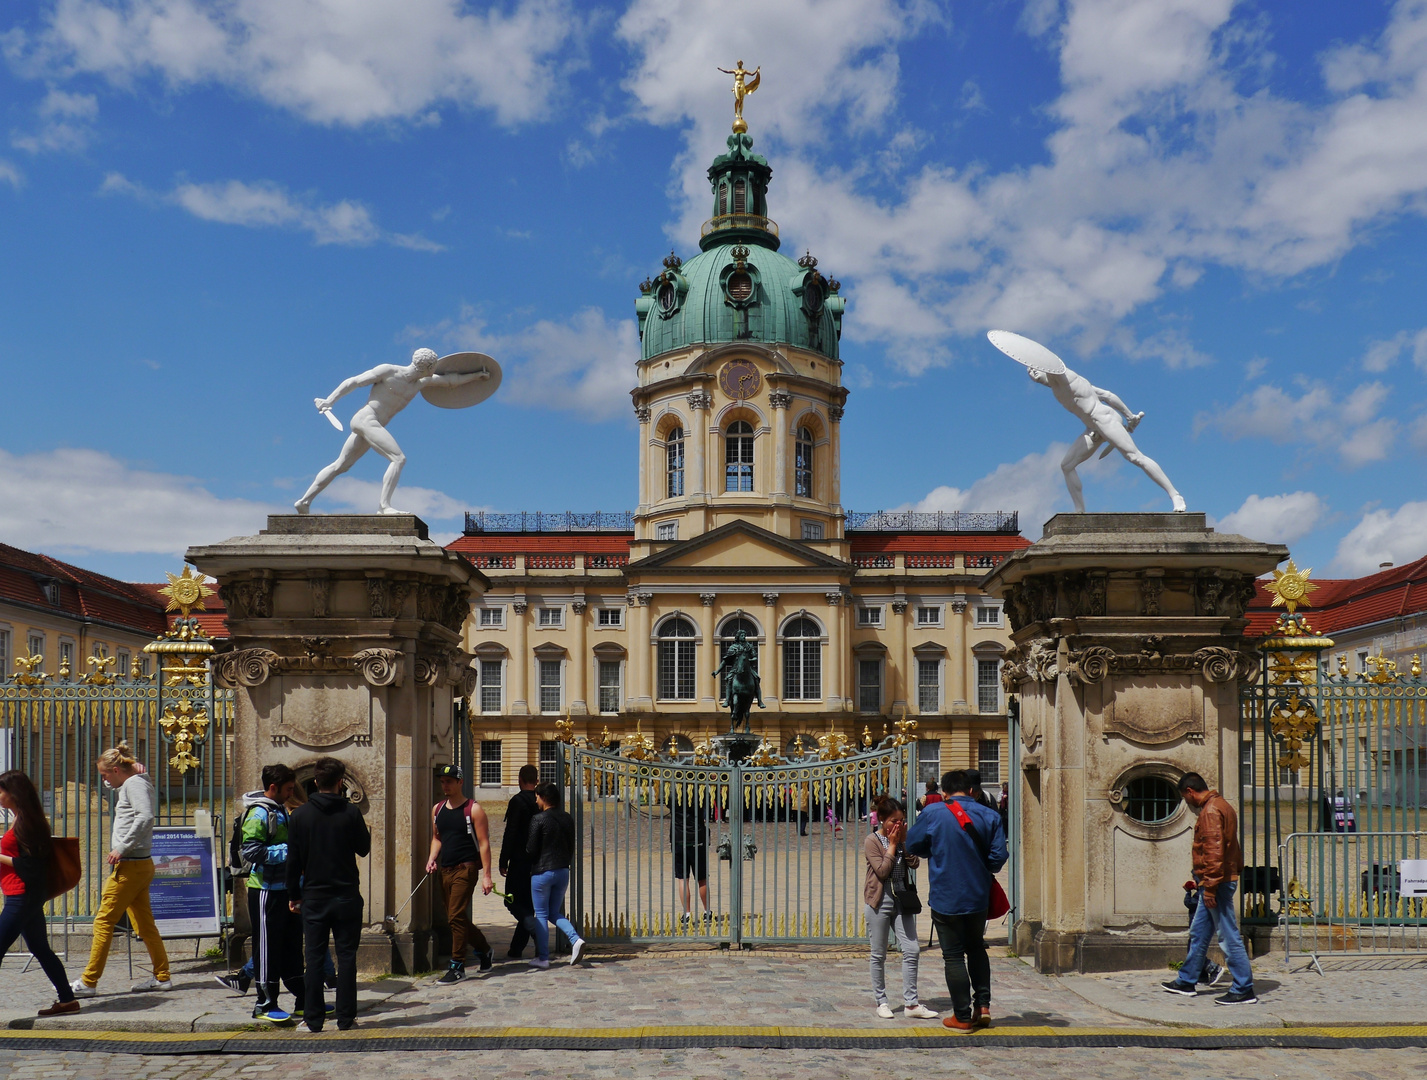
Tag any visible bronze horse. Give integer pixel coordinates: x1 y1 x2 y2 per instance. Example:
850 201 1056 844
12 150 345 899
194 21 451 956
712 629 765 733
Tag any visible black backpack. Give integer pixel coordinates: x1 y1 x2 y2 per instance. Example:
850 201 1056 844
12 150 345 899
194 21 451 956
228 807 254 874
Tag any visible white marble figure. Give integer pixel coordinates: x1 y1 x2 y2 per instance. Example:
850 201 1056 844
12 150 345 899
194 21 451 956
295 348 489 515
987 331 1186 513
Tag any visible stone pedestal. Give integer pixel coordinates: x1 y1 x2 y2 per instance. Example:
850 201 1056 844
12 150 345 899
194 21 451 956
187 515 486 975
982 513 1285 974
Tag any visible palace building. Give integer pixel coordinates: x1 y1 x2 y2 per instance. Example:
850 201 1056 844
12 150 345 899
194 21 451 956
448 117 1028 794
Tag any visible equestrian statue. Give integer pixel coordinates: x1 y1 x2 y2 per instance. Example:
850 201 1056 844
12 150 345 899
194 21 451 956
712 629 765 733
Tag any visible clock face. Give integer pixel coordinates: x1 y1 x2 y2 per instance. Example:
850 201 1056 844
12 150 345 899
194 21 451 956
719 360 761 400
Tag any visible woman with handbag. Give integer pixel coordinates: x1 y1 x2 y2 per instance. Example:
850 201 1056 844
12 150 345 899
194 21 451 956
0 770 80 1016
863 795 939 1020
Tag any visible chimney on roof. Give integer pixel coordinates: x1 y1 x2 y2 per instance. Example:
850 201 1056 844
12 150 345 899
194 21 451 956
1380 562 1394 569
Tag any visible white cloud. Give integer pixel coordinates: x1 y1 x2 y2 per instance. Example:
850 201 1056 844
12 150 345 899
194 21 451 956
416 305 638 420
10 88 97 152
1361 327 1427 372
1211 492 1328 545
0 447 276 557
1334 501 1427 575
1195 378 1397 467
320 477 467 520
102 172 443 250
0 159 21 187
15 0 577 127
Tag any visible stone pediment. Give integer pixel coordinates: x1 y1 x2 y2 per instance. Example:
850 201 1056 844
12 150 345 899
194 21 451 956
628 520 850 573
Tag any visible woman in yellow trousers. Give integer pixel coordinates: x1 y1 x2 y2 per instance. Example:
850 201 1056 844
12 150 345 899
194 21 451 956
71 742 172 995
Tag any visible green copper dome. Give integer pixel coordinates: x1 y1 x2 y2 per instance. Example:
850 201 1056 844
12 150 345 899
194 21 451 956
636 131 845 362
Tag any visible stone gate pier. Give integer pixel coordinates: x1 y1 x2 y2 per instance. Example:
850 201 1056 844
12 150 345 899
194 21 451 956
982 513 1285 974
187 514 485 974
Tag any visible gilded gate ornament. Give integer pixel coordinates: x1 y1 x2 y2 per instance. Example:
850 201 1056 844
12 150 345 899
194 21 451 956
158 696 210 773
1269 692 1315 776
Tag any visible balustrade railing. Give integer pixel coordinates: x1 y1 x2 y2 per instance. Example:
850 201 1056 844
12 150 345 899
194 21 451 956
846 511 1019 533
464 511 635 534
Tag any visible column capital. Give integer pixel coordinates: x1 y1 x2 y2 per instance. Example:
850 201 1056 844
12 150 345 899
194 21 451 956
951 597 967 615
635 405 652 423
700 592 718 606
824 591 843 606
762 592 780 606
511 598 529 615
627 591 653 606
571 601 588 615
891 599 908 615
687 391 713 410
828 405 845 422
768 390 793 409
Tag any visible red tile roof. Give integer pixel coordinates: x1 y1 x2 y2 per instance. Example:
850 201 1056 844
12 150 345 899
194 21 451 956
1246 552 1427 638
0 543 168 636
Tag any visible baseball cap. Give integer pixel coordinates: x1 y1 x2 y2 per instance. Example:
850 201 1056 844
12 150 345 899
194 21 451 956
435 765 463 781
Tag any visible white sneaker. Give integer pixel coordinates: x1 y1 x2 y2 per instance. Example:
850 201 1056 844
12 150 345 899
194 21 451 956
69 980 97 999
570 938 585 964
904 1003 940 1019
295 1021 319 1034
131 977 172 992
527 958 550 969
875 1003 895 1019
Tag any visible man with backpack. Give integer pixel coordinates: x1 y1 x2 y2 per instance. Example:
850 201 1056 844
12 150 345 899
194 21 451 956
905 769 1007 1033
425 765 494 982
239 764 304 1022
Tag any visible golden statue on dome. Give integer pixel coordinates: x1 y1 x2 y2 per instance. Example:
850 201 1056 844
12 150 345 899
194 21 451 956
719 60 761 133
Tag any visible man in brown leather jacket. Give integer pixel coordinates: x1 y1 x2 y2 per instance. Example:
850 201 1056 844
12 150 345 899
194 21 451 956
1161 773 1256 1004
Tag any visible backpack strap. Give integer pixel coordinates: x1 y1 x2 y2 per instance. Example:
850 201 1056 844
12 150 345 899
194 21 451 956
433 799 478 844
431 799 444 839
948 798 992 866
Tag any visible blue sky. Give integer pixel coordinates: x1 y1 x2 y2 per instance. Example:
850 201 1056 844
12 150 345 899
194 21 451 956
2 0 1425 583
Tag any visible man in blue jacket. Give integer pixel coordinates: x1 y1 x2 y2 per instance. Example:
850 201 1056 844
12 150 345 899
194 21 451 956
906 769 1007 1032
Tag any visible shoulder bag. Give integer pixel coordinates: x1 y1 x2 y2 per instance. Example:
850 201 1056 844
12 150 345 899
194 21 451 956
45 837 82 901
889 850 922 915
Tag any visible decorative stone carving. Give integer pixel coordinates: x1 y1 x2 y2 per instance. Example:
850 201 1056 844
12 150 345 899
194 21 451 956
763 592 779 606
215 648 281 688
1195 570 1224 617
367 577 393 618
1084 572 1108 617
219 577 273 620
951 598 967 615
635 405 652 423
1194 646 1238 683
460 664 480 700
828 405 844 422
891 599 908 615
768 390 793 409
1073 646 1115 683
686 391 712 410
571 601 587 615
824 591 843 606
353 648 403 687
1140 572 1164 616
308 572 331 618
700 593 717 606
414 654 443 686
512 599 528 615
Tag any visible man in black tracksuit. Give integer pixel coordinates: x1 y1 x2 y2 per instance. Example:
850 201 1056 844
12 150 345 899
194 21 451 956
500 764 542 958
286 757 370 1032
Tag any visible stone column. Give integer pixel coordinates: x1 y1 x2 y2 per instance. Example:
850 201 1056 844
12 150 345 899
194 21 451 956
762 592 780 708
981 512 1286 974
631 592 653 710
635 405 652 524
770 390 791 497
569 599 588 715
699 593 718 707
949 596 968 713
824 591 844 711
188 515 485 976
828 405 844 512
509 597 529 714
687 392 710 497
889 598 908 713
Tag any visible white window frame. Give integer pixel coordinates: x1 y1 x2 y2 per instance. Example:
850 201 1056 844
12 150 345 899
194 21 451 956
0 627 10 678
916 605 943 628
116 649 130 678
657 617 698 701
975 603 1003 627
538 658 564 715
478 607 505 628
857 606 884 628
597 607 624 628
917 739 942 785
977 658 1002 714
655 521 679 541
977 739 1002 785
781 617 824 702
479 658 504 715
917 657 942 714
539 740 561 785
597 659 624 714
800 519 824 541
479 740 503 787
27 632 45 660
857 657 882 714
58 638 75 674
538 606 564 628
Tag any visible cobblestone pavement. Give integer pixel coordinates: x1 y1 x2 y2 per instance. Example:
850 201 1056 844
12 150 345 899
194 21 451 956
2 1046 1426 1080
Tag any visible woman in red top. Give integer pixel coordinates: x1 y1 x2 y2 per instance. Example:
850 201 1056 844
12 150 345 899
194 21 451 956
0 770 79 1015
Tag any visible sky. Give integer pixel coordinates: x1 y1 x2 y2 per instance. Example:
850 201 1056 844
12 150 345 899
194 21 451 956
2 0 1426 584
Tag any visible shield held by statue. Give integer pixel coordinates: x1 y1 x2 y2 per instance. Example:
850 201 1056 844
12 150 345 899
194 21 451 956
423 352 503 409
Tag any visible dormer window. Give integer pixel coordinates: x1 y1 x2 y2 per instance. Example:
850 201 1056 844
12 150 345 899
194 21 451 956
40 579 60 605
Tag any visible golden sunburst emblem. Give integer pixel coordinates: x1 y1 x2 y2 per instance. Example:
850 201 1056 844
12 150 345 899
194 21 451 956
1264 559 1318 615
159 566 214 615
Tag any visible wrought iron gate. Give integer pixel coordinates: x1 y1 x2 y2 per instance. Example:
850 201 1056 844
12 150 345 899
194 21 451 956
561 737 916 945
0 570 235 924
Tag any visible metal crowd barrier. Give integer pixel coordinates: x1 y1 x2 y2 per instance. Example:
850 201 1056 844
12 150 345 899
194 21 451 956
1279 830 1427 974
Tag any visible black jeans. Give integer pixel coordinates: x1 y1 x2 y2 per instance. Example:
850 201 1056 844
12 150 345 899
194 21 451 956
301 891 362 1030
504 865 540 956
0 894 74 1002
248 888 304 1011
930 908 990 1022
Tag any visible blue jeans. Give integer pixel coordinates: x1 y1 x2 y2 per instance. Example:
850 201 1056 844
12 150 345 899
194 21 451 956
530 868 581 961
1179 881 1252 994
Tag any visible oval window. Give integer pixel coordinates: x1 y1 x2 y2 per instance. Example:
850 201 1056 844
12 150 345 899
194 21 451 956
727 271 754 303
802 279 823 315
657 280 678 314
1122 776 1181 824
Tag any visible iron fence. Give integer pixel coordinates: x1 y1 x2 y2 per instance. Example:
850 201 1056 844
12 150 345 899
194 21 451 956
846 511 1019 534
560 740 916 945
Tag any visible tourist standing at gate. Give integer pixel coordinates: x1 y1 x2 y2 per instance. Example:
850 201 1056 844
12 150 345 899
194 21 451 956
966 768 998 813
916 780 942 811
669 785 709 928
286 757 370 1032
240 764 305 1021
863 795 939 1021
426 765 494 983
905 769 1006 1032
1161 773 1256 1005
500 764 542 959
0 770 80 1016
525 782 585 967
72 742 172 996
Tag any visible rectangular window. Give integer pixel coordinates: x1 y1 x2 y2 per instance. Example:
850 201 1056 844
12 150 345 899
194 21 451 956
977 740 1001 785
916 605 941 627
858 659 881 713
0 629 9 677
539 660 562 713
782 640 821 700
1240 741 1254 788
800 520 824 541
667 433 685 497
479 660 503 714
857 606 883 628
658 639 696 700
977 659 1001 714
538 606 563 628
27 633 44 660
917 740 942 785
140 655 151 677
116 650 130 678
539 740 561 785
597 608 623 628
976 605 1002 626
479 607 504 628
656 521 678 541
917 659 941 714
598 660 622 713
479 740 503 786
93 642 108 659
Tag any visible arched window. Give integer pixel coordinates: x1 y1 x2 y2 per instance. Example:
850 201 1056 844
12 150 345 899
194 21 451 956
782 617 822 701
783 733 820 760
657 617 697 700
718 616 760 702
725 420 754 492
666 426 685 497
794 426 814 497
733 179 747 215
718 183 728 217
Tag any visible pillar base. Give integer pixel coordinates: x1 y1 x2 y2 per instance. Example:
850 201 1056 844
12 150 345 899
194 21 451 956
1029 925 1197 974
